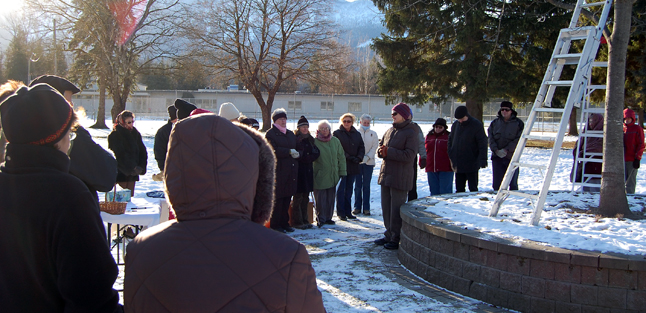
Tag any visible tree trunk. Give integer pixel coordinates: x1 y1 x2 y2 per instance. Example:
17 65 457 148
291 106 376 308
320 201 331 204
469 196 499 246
90 79 108 129
568 106 579 136
465 99 484 122
638 107 644 129
110 94 127 123
597 0 634 217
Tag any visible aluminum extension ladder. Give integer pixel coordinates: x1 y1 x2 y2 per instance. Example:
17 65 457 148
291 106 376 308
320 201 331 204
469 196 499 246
489 0 612 225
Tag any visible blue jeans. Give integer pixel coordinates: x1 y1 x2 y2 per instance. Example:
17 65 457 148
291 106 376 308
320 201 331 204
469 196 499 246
427 171 454 196
337 174 358 217
354 164 374 213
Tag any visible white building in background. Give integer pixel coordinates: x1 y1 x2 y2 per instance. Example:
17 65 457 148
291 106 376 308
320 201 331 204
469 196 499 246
71 88 458 123
71 87 584 132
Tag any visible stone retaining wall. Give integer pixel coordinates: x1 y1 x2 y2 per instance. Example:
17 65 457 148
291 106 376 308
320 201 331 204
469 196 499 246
399 201 646 313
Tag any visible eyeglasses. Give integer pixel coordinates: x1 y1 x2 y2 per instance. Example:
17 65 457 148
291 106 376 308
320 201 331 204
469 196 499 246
391 112 398 116
500 108 511 112
342 120 352 124
434 125 444 128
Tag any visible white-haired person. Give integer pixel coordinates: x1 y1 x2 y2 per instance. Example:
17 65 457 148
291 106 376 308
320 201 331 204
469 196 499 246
352 113 378 216
312 120 346 227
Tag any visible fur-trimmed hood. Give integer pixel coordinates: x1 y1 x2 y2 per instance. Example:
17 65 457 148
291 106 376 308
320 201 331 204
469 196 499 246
164 114 275 224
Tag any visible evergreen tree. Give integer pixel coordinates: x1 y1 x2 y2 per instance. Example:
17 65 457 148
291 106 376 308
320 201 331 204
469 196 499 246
5 29 30 82
371 0 572 120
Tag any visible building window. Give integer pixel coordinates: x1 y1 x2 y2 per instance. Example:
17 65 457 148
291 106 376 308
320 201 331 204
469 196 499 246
348 102 362 112
195 99 215 109
321 101 334 111
288 101 302 110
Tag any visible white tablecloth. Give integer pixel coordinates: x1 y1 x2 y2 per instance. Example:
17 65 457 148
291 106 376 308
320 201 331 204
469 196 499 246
100 198 161 228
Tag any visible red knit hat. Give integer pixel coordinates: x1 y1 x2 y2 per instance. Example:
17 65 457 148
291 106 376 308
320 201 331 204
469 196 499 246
392 102 411 120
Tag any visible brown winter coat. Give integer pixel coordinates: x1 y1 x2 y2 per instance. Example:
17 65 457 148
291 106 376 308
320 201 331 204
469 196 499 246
378 119 419 191
124 115 325 313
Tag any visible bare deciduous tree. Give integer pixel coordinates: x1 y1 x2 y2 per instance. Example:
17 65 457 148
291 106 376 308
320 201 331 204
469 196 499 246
183 0 351 130
26 0 179 127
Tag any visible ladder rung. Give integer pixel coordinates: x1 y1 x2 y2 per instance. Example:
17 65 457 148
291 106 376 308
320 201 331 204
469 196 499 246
534 107 566 113
524 135 554 141
545 80 574 86
578 157 603 162
554 53 582 64
581 108 604 113
561 27 592 40
515 162 547 170
499 190 540 200
578 133 604 138
581 1 606 8
592 61 608 67
573 182 601 188
588 85 606 90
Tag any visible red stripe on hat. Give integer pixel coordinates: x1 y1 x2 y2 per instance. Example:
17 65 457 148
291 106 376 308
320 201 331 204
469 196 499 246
29 107 73 145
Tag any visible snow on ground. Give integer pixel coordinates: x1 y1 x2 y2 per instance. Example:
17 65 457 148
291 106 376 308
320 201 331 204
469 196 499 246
85 117 646 311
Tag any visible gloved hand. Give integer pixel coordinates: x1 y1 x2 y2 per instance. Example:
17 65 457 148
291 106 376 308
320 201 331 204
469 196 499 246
352 157 362 164
479 160 488 169
290 149 300 159
634 159 641 169
378 146 388 158
134 166 145 175
495 149 507 158
361 155 369 164
419 158 426 169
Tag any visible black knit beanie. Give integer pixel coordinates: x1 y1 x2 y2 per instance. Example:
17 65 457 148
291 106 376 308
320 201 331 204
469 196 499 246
0 84 74 145
454 106 468 119
297 115 309 127
168 105 177 120
174 99 197 120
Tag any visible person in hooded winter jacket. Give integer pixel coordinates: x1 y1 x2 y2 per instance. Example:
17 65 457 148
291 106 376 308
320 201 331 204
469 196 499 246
313 120 346 227
291 115 320 229
375 102 419 250
333 113 365 220
488 101 524 191
265 108 299 233
0 84 121 313
124 114 325 313
352 114 378 216
108 110 147 196
448 105 488 192
424 118 453 195
570 113 603 191
623 108 645 194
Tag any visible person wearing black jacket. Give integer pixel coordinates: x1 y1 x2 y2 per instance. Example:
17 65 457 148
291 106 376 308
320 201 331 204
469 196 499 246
154 106 177 172
29 75 117 201
0 84 122 313
333 113 365 221
108 110 148 196
448 106 488 192
291 116 320 229
265 108 299 233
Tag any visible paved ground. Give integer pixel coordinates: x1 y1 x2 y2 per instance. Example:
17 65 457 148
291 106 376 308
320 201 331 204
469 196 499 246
369 245 511 313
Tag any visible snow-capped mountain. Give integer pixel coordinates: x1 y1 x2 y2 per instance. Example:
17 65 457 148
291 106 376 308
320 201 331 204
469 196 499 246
333 0 387 48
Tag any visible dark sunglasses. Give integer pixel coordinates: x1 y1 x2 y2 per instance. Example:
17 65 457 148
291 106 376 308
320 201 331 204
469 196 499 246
391 112 398 116
500 108 511 112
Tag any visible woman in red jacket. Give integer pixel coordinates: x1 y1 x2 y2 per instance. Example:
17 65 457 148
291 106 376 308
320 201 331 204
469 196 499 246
424 118 453 195
623 108 645 194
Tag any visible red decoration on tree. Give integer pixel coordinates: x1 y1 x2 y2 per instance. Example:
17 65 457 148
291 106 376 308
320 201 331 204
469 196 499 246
108 0 149 46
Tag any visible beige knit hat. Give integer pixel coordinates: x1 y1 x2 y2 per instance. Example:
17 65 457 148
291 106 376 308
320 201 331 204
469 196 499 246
218 102 240 121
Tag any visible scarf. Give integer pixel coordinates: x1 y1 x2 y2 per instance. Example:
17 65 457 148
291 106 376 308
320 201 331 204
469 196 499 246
316 130 331 142
273 123 287 134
